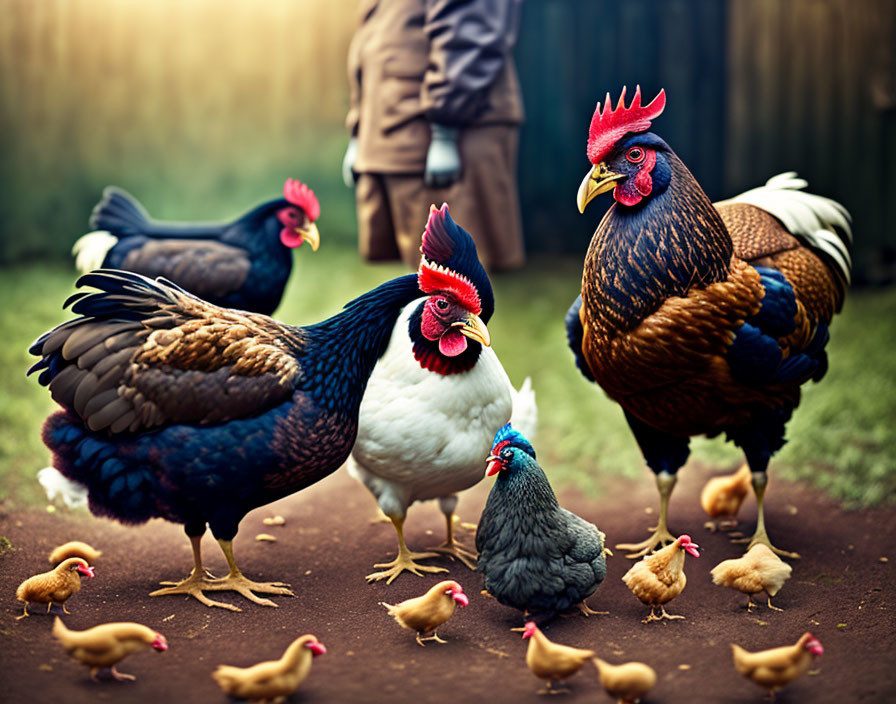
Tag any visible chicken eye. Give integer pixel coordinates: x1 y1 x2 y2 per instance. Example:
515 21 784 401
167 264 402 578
501 448 514 461
435 298 449 311
626 147 645 164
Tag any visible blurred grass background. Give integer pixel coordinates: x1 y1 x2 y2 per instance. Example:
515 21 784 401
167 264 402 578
1 0 895 510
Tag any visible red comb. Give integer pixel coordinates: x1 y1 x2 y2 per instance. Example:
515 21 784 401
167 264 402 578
283 179 320 221
586 86 666 164
417 204 482 314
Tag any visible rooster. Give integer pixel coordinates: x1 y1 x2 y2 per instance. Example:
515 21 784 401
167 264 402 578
28 232 489 611
571 86 852 559
72 178 320 315
349 204 536 584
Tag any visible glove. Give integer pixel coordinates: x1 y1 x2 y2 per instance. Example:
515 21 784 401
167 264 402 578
342 137 359 188
424 123 462 188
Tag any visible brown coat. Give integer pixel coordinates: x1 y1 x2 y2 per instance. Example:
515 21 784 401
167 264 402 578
347 0 525 173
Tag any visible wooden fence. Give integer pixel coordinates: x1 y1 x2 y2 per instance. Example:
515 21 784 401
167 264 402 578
1 0 893 281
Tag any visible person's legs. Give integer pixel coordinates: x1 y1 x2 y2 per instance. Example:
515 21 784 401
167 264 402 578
356 173 402 262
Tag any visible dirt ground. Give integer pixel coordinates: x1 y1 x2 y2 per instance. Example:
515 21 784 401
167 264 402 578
1 463 894 704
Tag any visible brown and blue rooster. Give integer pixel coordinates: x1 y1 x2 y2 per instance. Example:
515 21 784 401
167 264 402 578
569 86 852 559
29 216 489 611
72 178 320 315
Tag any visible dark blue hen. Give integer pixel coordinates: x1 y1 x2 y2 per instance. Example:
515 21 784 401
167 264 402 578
475 425 607 619
72 178 320 315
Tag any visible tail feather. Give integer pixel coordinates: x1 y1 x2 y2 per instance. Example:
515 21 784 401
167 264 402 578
42 411 159 524
71 231 119 274
725 172 853 284
89 186 151 235
38 466 88 509
509 377 537 441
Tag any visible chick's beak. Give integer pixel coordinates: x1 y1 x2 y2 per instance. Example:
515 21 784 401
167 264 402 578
307 640 327 657
152 634 168 652
451 590 469 607
77 564 95 578
453 312 490 347
485 454 502 477
297 222 320 251
577 163 625 213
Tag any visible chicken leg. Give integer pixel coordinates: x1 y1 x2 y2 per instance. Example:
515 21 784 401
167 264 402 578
366 516 448 584
150 535 294 610
737 472 800 559
425 496 477 569
616 471 677 558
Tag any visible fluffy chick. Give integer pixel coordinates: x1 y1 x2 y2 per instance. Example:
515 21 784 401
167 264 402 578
16 557 95 619
732 632 823 699
380 580 468 646
522 622 594 694
53 617 168 681
212 634 326 703
48 540 102 565
621 535 699 623
592 657 657 704
711 543 792 611
700 464 752 531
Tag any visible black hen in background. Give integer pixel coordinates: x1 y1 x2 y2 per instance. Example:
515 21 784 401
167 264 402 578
71 178 320 315
476 425 608 619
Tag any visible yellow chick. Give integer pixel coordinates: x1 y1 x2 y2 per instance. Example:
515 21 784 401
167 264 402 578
732 632 823 699
700 464 752 530
16 557 95 619
621 535 700 623
711 543 792 611
592 657 657 704
380 580 468 646
53 617 168 681
522 622 594 694
212 634 326 703
48 540 102 565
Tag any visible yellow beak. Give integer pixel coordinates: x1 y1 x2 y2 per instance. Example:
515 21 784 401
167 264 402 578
453 313 491 347
576 163 625 213
297 222 320 251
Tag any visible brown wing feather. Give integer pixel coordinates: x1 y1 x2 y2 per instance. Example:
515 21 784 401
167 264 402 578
38 276 304 434
717 202 842 323
122 239 250 299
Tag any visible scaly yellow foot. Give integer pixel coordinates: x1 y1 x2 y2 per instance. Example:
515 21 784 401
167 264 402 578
415 631 448 647
642 605 684 624
617 471 678 558
425 511 477 568
366 550 448 585
616 525 676 559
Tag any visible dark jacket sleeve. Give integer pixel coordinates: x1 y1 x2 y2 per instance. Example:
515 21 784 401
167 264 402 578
421 0 522 126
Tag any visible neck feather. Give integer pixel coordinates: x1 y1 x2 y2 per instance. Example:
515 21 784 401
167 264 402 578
583 153 733 335
300 274 421 411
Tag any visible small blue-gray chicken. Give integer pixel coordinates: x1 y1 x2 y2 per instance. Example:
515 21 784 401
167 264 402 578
475 425 608 619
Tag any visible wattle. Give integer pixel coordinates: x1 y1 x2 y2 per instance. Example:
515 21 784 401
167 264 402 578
280 228 303 248
438 328 468 357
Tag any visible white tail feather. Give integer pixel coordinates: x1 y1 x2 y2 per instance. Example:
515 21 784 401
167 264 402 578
38 467 88 509
509 376 537 441
71 230 118 274
722 172 853 284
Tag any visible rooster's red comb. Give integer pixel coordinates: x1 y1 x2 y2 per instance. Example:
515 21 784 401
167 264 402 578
586 86 666 165
283 179 320 221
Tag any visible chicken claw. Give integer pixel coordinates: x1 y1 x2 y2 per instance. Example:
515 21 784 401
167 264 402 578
615 526 676 559
149 537 294 610
366 550 448 585
642 605 684 624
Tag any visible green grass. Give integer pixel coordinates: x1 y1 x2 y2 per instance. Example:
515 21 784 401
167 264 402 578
1 253 895 509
